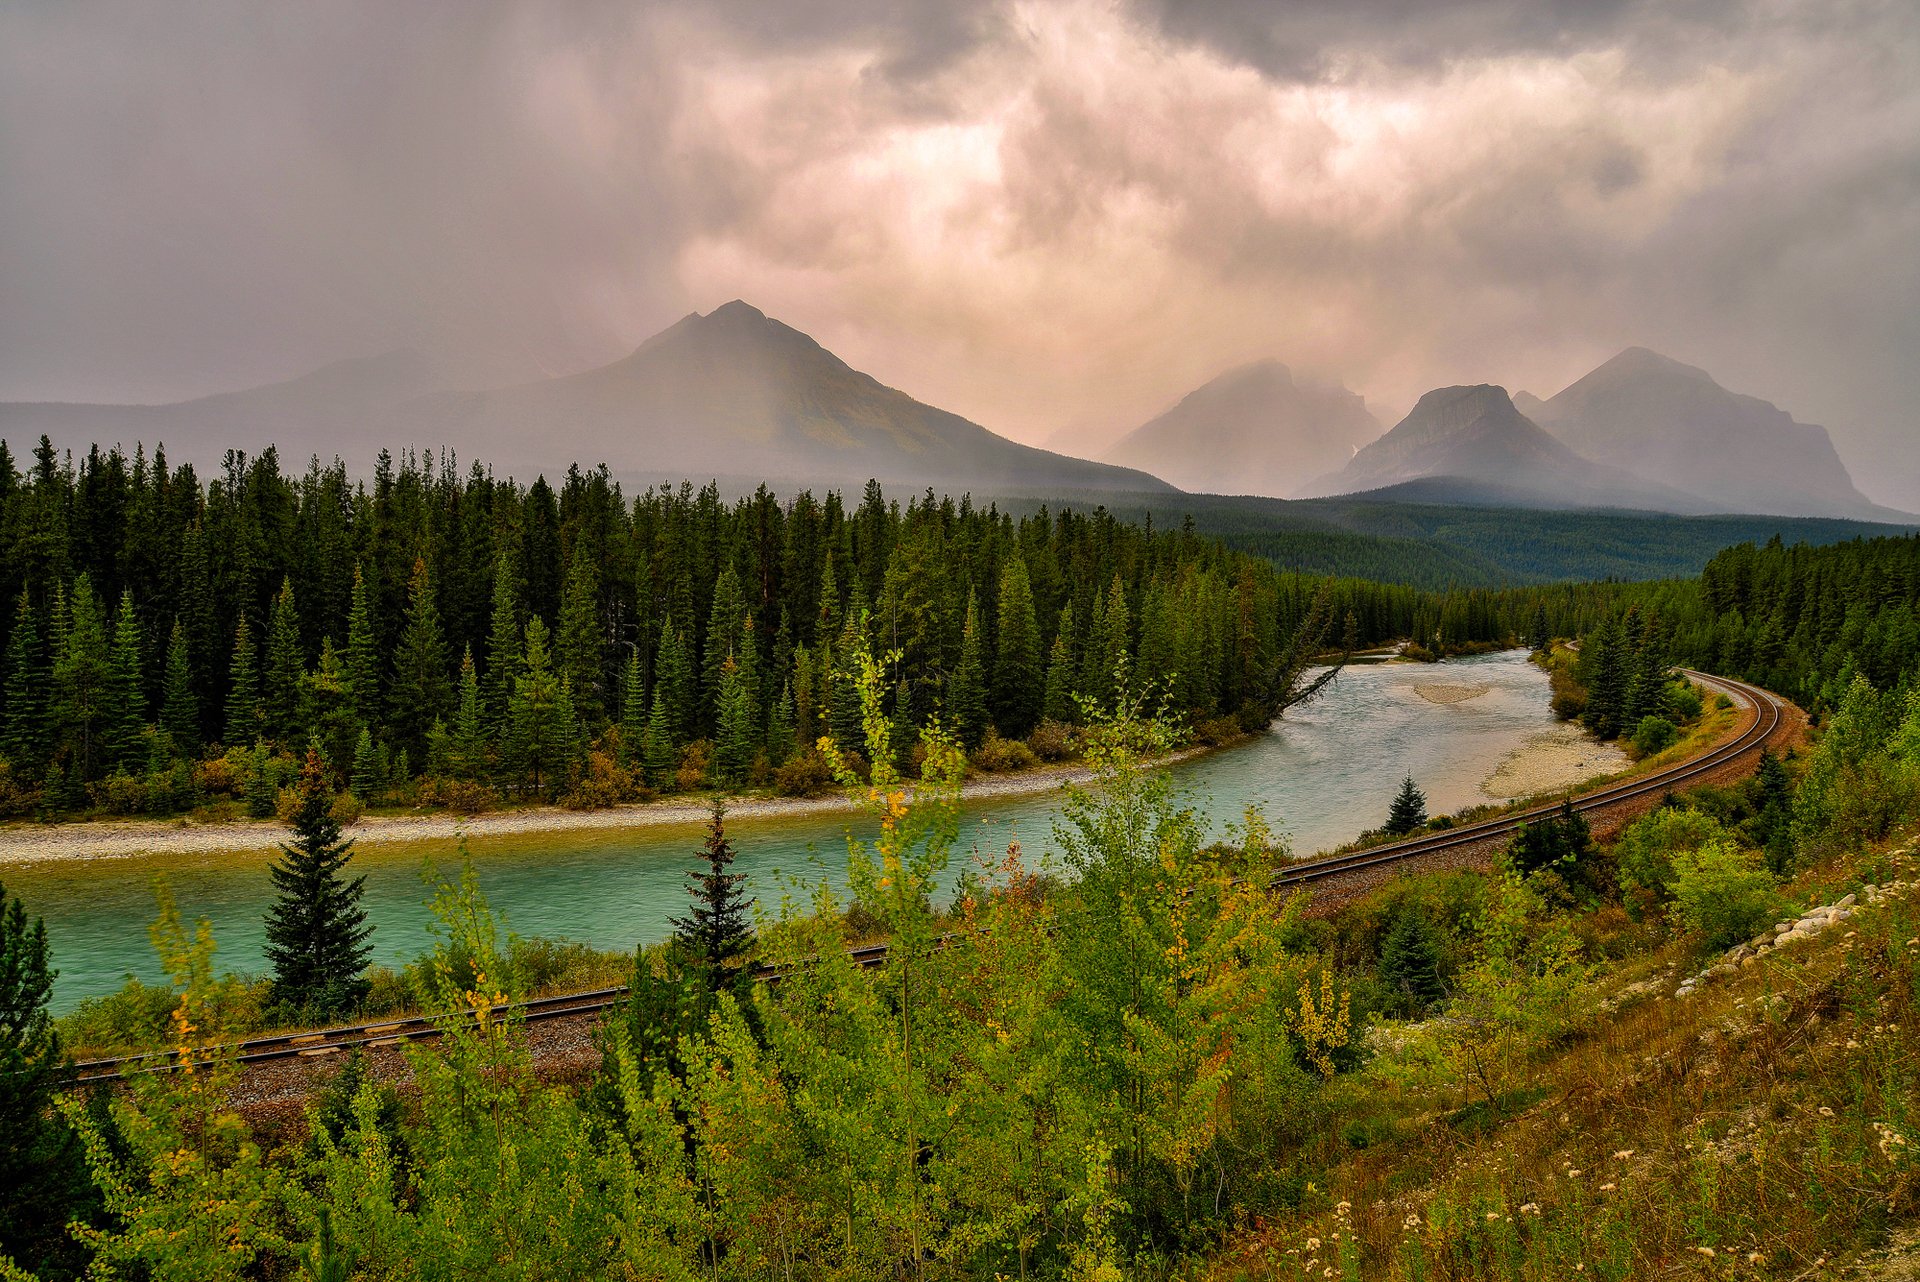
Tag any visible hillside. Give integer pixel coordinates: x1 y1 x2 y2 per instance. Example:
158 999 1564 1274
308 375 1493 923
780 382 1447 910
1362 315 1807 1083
1101 360 1379 498
1532 347 1901 521
1298 384 1712 512
0 302 1170 496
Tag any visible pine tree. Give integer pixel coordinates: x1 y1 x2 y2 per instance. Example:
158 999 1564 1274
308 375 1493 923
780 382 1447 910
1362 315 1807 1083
350 726 380 802
53 576 111 779
992 557 1043 738
829 609 868 753
451 647 486 780
1528 604 1551 653
641 686 674 788
767 680 797 766
1042 601 1077 724
702 564 747 726
668 800 755 996
304 637 357 771
556 544 605 728
713 657 758 787
263 576 304 744
344 563 380 732
247 741 278 818
104 590 146 771
1385 775 1427 836
655 619 696 747
948 590 989 749
177 522 218 740
483 553 522 738
507 617 571 796
224 613 261 750
0 876 86 1275
263 749 372 1017
618 648 646 767
1379 909 1445 1012
2 589 48 769
159 618 199 756
1755 748 1795 875
388 557 451 766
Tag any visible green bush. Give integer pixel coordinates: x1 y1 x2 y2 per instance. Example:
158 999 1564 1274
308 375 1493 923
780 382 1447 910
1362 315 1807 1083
1669 836 1786 950
772 748 835 797
1631 716 1679 757
1613 807 1731 909
970 732 1038 773
59 972 272 1055
1664 681 1703 723
1026 719 1076 761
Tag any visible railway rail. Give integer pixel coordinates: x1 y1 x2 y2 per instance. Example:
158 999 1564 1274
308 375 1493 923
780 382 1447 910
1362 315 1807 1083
72 668 1783 1085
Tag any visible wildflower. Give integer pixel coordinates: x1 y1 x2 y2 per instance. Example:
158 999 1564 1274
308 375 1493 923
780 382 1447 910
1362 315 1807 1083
1696 1246 1717 1259
1599 1182 1616 1191
1613 1149 1634 1159
1486 1211 1500 1221
1748 1252 1766 1264
1305 1238 1320 1252
1567 1169 1582 1178
1819 1106 1835 1117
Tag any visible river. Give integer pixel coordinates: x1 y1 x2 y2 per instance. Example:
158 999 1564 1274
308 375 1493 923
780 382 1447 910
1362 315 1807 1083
6 650 1613 1012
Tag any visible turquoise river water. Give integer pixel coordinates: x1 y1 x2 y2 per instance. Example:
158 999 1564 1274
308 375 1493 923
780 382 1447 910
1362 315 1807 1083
4 650 1580 1013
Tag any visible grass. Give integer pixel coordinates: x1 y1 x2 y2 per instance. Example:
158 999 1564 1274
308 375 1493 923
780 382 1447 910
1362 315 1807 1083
1201 831 1920 1281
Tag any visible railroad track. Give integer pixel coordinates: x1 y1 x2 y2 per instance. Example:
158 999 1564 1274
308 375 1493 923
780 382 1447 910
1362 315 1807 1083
72 669 1782 1085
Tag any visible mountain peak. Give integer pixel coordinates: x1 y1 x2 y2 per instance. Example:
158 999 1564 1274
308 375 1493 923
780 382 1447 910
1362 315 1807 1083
705 299 768 323
1591 346 1717 386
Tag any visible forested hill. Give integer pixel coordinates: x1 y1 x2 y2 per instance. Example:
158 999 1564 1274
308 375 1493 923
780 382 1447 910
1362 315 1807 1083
0 440 1402 817
1124 492 1915 587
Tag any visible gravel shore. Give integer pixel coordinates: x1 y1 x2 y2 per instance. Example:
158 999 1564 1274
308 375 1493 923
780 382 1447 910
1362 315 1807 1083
1478 721 1631 800
0 749 1209 865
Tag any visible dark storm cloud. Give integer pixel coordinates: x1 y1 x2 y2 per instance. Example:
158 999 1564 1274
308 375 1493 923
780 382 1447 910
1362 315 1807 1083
2 0 1917 504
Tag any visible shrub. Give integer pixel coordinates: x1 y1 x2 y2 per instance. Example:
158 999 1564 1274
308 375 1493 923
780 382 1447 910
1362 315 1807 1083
1669 836 1786 950
59 973 272 1056
675 740 713 793
1631 716 1679 757
971 732 1038 774
329 790 364 826
772 748 836 797
1613 807 1731 909
1664 681 1703 723
1191 716 1243 747
1027 719 1075 761
1547 665 1586 721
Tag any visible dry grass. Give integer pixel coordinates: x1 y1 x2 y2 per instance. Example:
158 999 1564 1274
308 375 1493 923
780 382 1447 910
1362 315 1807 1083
1203 836 1920 1281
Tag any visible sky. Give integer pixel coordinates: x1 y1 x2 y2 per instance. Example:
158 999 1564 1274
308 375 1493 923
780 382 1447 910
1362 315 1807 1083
2 0 1917 504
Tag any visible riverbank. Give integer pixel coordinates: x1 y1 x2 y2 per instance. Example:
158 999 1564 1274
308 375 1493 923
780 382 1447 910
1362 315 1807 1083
1478 719 1631 800
0 745 1216 865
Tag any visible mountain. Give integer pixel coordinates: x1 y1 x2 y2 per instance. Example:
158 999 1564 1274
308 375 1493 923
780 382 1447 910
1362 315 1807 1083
1100 360 1379 498
0 302 1171 496
1297 384 1713 511
1531 348 1899 520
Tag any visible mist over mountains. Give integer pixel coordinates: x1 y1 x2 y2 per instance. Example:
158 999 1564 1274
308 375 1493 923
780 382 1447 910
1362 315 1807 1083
0 304 1900 523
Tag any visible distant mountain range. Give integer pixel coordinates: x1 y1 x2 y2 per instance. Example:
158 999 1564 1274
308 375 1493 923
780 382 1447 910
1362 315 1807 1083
0 301 1168 497
1100 360 1378 498
1 311 1902 522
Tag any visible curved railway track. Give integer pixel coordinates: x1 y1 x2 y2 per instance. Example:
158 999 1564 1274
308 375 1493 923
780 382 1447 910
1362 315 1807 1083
72 668 1783 1085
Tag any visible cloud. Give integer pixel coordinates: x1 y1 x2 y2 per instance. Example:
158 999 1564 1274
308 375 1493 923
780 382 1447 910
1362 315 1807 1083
2 0 1916 504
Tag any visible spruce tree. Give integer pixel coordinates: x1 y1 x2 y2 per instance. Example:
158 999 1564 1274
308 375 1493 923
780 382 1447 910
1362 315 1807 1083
1379 909 1446 1013
387 557 451 767
53 576 111 779
1528 604 1551 653
451 647 486 780
767 680 797 766
344 563 380 732
655 619 696 747
713 657 758 787
507 617 569 796
104 590 146 772
224 612 261 750
263 576 304 744
701 565 747 727
159 618 200 756
350 726 380 802
177 523 218 738
948 590 989 749
1042 602 1077 724
263 748 372 1017
0 877 86 1276
829 609 868 754
2 589 48 770
1755 748 1795 875
992 556 1043 738
556 544 605 728
304 637 356 770
618 648 646 766
1385 775 1428 836
483 554 522 738
669 800 755 997
641 687 675 788
248 741 278 818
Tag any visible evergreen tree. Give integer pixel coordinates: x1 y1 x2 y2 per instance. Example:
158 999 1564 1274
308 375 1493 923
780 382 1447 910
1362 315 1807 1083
1379 908 1446 1012
2 589 48 769
344 563 380 732
53 576 111 778
556 544 606 727
263 576 304 744
948 591 989 749
713 657 759 787
248 741 278 818
388 557 451 765
263 748 372 1017
701 564 748 725
767 680 797 766
618 648 646 766
506 617 571 796
641 686 674 788
1528 603 1551 653
1385 775 1427 836
483 553 522 738
177 522 218 739
303 637 357 771
1042 602 1077 724
451 647 487 781
668 800 755 997
104 589 146 771
224 612 261 750
350 726 380 802
159 618 199 756
829 609 869 753
1755 748 1795 875
1509 799 1595 876
0 878 87 1277
655 619 696 748
991 556 1042 740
